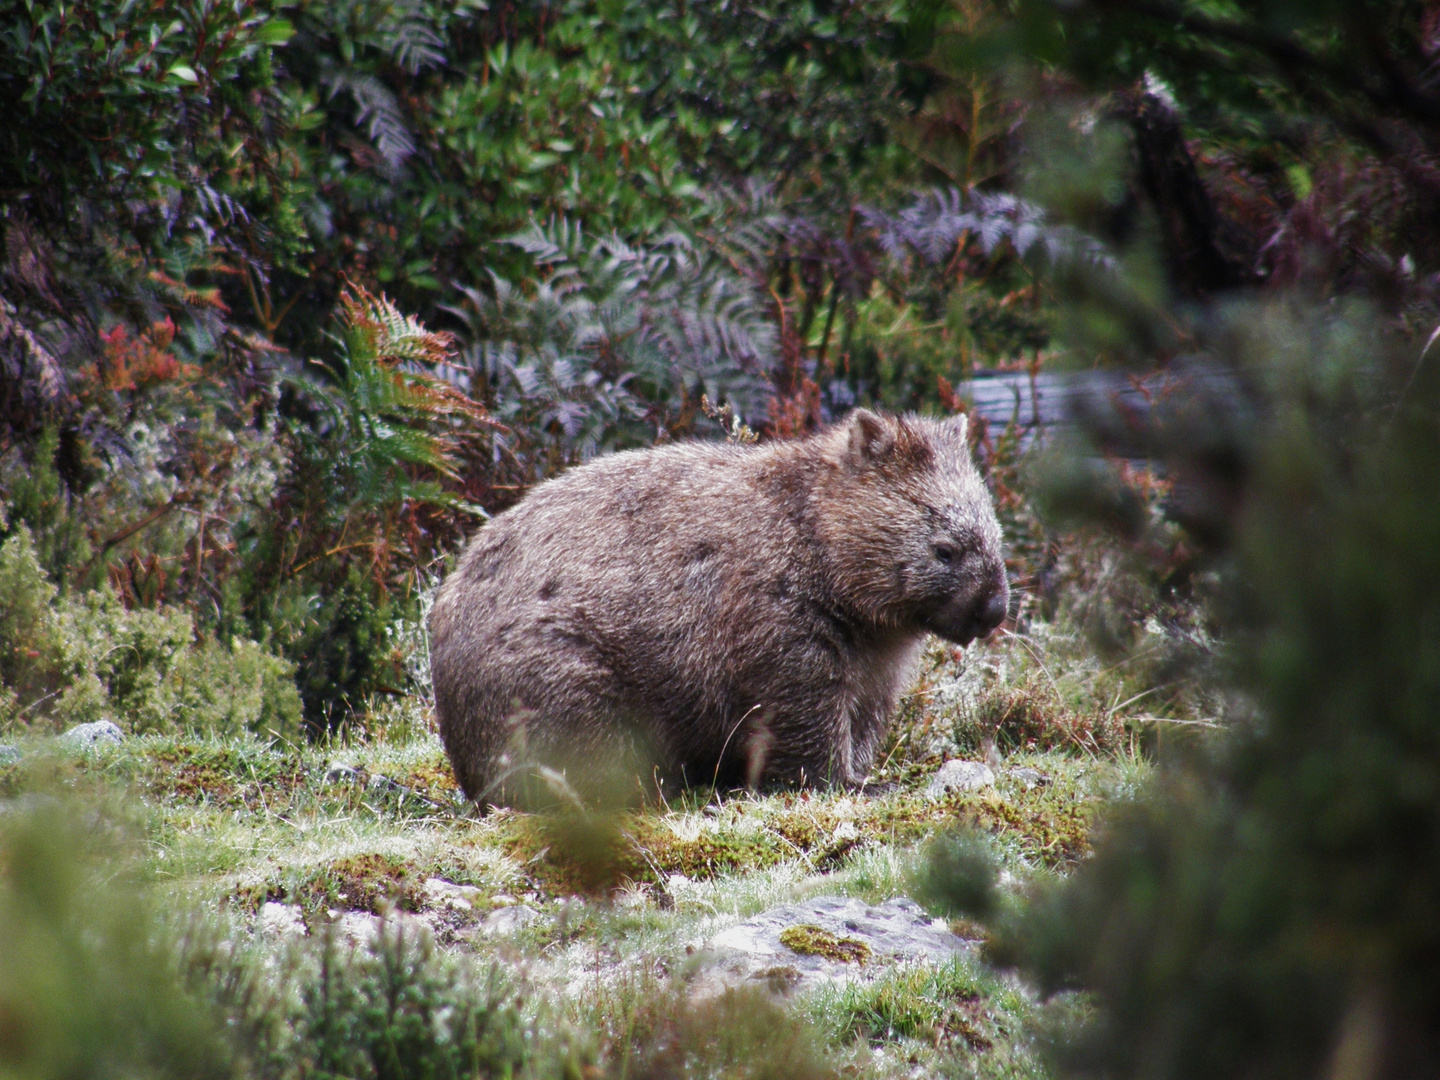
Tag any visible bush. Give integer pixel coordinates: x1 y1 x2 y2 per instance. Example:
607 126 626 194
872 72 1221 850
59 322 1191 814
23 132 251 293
0 526 301 739
983 334 1440 1079
0 523 64 720
263 926 536 1080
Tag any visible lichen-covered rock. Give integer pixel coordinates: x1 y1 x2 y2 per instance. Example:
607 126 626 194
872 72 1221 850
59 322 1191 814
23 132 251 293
925 759 995 799
324 760 360 784
704 895 974 994
475 903 541 936
422 877 483 913
1009 766 1048 789
56 720 124 750
257 901 306 940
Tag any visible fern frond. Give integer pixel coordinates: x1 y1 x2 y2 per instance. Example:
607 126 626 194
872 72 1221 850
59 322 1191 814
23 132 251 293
863 187 1115 271
322 70 415 172
453 215 773 464
383 10 446 74
328 285 498 489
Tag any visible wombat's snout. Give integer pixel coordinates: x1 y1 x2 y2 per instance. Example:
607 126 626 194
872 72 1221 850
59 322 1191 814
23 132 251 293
975 590 1008 637
928 578 1010 646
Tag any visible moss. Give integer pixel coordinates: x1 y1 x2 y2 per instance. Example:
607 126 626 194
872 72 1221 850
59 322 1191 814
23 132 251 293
85 739 307 811
293 853 426 914
493 763 1104 900
500 810 792 895
399 759 464 802
779 924 872 964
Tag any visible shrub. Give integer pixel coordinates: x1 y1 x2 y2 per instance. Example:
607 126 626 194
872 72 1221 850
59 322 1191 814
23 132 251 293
1 794 564 1080
272 926 536 1080
0 524 64 722
0 527 301 739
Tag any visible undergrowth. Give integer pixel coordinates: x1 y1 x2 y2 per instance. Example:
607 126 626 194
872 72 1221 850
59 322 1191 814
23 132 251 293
0 599 1165 1080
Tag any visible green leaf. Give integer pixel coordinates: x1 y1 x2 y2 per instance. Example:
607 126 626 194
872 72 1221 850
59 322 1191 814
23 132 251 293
255 18 294 45
166 63 198 83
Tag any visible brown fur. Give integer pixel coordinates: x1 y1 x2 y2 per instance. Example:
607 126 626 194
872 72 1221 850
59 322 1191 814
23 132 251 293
429 409 1008 806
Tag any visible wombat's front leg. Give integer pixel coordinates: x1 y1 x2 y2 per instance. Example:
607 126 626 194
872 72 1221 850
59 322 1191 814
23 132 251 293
759 698 879 790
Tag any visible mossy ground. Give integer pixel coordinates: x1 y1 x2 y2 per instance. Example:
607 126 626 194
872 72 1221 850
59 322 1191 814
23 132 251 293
0 631 1159 1080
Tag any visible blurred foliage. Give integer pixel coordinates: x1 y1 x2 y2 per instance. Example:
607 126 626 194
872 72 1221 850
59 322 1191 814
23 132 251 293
969 338 1440 1077
0 798 236 1080
908 5 1440 1080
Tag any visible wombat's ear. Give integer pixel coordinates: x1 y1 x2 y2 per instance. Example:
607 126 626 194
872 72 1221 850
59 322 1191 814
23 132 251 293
941 412 969 445
846 408 895 467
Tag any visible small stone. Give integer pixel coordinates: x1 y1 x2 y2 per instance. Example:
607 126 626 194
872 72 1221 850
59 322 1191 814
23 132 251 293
831 821 859 843
257 901 306 940
57 720 124 750
476 903 540 936
1009 766 1048 789
366 773 407 796
925 759 995 800
362 771 440 808
664 873 697 904
0 744 21 766
325 761 360 784
422 877 483 913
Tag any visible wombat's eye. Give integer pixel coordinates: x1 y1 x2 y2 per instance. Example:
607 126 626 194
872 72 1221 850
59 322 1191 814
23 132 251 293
933 544 956 564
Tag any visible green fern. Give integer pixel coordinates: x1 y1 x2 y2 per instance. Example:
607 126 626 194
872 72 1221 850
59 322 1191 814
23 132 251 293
447 218 775 471
321 284 496 502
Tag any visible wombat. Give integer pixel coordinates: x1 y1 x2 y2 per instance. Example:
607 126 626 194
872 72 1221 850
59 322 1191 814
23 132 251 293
429 408 1008 806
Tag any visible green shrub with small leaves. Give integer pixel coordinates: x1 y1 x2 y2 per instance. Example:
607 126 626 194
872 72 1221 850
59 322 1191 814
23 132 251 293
0 525 300 739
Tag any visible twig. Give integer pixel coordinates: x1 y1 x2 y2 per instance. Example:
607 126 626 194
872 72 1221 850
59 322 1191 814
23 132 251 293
1133 714 1221 729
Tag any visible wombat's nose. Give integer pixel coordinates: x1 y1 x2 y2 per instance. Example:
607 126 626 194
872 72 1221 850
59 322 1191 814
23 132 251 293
975 591 1008 637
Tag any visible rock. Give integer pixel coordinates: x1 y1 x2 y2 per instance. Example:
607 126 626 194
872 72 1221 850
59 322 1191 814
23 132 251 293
324 762 440 810
0 744 21 766
925 759 995 800
324 761 361 784
704 896 973 994
257 901 307 940
57 720 124 750
422 877 483 914
476 903 541 936
333 911 384 947
663 872 702 907
1009 766 1048 789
